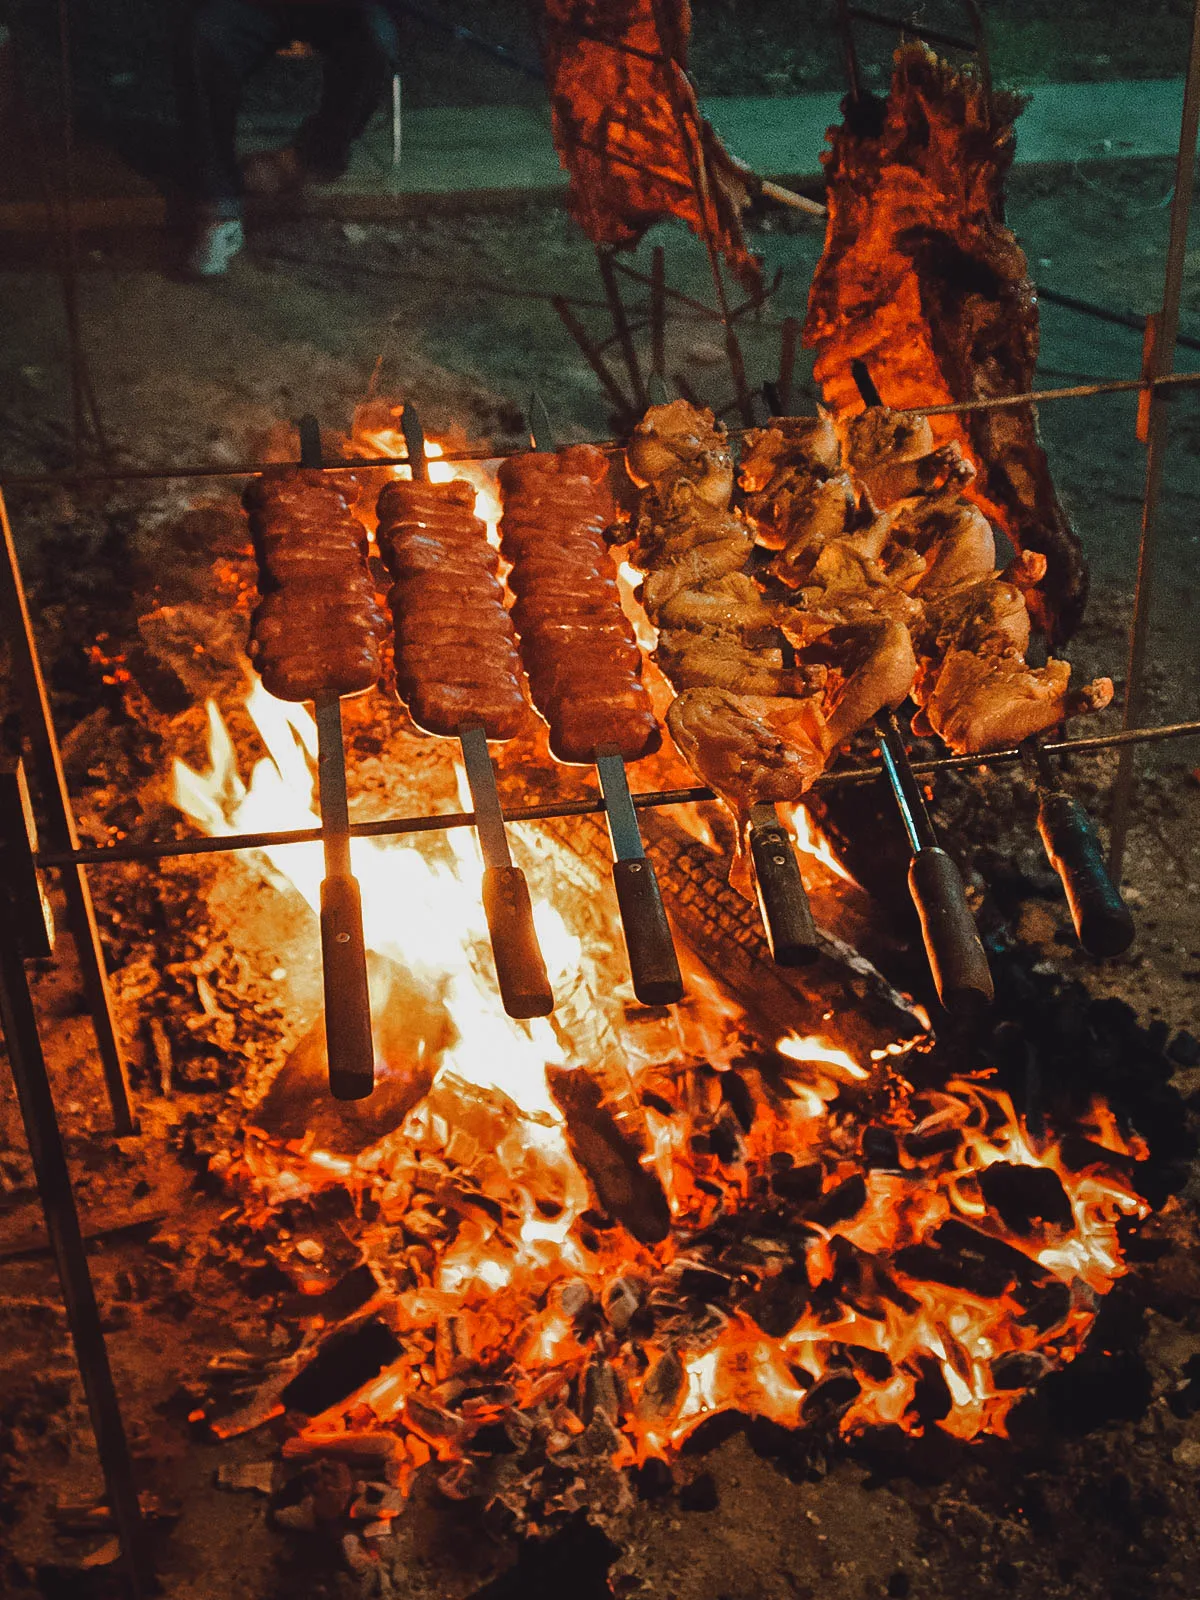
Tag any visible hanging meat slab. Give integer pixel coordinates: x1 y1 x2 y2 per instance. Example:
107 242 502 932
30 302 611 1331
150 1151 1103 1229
540 0 762 293
803 45 1087 643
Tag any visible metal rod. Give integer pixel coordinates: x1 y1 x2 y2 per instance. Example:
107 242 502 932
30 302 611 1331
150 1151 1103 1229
1036 284 1200 355
33 720 1200 871
9 369 1200 493
646 0 755 424
1108 0 1200 880
846 6 977 54
551 294 633 419
877 712 936 853
650 245 666 379
595 248 648 410
0 931 148 1596
391 72 402 169
0 490 135 1133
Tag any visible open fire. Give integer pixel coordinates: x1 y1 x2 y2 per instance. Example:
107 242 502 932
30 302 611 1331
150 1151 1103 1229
166 441 1150 1521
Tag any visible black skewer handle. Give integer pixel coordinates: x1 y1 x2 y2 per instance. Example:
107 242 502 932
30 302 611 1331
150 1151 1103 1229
481 865 555 1019
907 847 994 1014
749 821 820 966
1037 792 1135 957
612 858 684 1006
319 874 376 1100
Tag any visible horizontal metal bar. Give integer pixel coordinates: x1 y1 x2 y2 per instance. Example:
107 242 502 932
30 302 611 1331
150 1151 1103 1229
32 720 1200 870
8 371 1200 493
847 6 977 52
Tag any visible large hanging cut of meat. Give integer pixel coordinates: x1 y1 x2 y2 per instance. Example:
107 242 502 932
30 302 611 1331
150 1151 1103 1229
803 45 1086 643
540 0 762 294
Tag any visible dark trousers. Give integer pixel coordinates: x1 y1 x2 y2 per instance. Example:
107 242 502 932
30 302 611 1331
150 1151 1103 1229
176 1 400 214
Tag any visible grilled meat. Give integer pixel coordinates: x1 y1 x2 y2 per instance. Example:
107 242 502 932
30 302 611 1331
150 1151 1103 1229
245 467 385 703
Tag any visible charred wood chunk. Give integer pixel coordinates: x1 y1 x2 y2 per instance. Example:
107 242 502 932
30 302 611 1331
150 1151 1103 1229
977 1161 1073 1235
810 1173 868 1228
403 1396 465 1447
991 1350 1054 1391
770 1159 824 1205
830 1236 919 1318
893 1219 1070 1331
799 1373 861 1431
602 1277 644 1336
861 1126 902 1171
280 1317 401 1417
583 1356 621 1423
638 1348 685 1424
720 1068 757 1134
909 1355 952 1427
742 1267 811 1338
548 1067 671 1245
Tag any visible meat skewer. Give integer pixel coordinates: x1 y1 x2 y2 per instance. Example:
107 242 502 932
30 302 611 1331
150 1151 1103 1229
246 415 377 1100
380 404 553 1021
844 366 991 1012
877 708 993 1013
507 398 682 1007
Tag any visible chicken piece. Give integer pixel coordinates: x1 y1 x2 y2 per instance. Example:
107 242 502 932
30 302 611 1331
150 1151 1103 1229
738 413 843 495
776 614 916 756
879 495 997 594
666 688 826 813
627 400 735 509
754 473 858 560
918 649 1094 751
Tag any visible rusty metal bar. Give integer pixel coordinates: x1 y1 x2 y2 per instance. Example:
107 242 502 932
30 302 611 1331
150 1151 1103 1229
0 784 147 1595
31 719 1200 870
595 248 648 410
1107 0 1200 880
0 490 135 1133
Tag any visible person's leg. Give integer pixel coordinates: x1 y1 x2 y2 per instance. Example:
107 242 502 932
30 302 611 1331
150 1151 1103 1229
176 0 291 216
291 5 399 179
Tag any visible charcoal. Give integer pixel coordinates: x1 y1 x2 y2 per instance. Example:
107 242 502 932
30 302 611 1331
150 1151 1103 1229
632 1457 674 1499
602 1278 642 1335
770 1161 824 1204
978 1162 1073 1234
581 1410 624 1458
1167 1029 1200 1066
893 1219 1065 1321
548 1067 671 1244
583 1357 620 1422
810 1173 868 1227
710 1106 746 1164
992 1351 1055 1390
742 1269 810 1338
678 1470 719 1512
836 1344 893 1383
799 1373 861 1430
638 1349 685 1423
720 1068 757 1133
403 1396 465 1445
861 1125 902 1170
909 1356 952 1426
280 1317 401 1417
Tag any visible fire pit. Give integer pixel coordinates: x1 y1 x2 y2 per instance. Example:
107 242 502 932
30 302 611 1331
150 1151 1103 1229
0 411 1192 1597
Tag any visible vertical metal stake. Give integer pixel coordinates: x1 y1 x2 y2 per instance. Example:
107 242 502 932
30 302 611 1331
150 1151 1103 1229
0 932 148 1595
1108 0 1200 880
0 491 135 1133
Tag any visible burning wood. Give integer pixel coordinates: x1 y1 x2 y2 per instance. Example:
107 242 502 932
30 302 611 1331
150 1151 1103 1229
804 44 1086 642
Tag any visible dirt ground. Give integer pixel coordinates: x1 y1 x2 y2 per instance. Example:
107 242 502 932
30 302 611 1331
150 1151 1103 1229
1 153 1200 1598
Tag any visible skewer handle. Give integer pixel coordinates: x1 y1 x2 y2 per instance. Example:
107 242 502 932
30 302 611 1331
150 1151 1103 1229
907 847 994 1014
1037 792 1135 957
748 810 820 966
319 873 376 1099
481 865 555 1019
612 857 683 1007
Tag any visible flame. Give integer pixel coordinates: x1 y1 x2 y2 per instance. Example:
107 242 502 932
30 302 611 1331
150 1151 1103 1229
169 423 1151 1500
786 801 856 884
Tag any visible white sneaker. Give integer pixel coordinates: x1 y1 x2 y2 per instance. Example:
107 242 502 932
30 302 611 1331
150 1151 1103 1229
186 218 245 277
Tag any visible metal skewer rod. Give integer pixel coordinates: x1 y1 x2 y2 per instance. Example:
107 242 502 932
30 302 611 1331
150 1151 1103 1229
527 394 682 1005
298 416 375 1100
30 718 1200 870
1023 735 1135 957
400 403 553 1020
877 710 993 1013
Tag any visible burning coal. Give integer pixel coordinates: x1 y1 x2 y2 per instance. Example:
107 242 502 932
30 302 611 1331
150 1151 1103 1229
172 664 1148 1509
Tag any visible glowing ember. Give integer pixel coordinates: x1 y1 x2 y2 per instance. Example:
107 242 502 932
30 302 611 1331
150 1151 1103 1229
170 442 1150 1506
